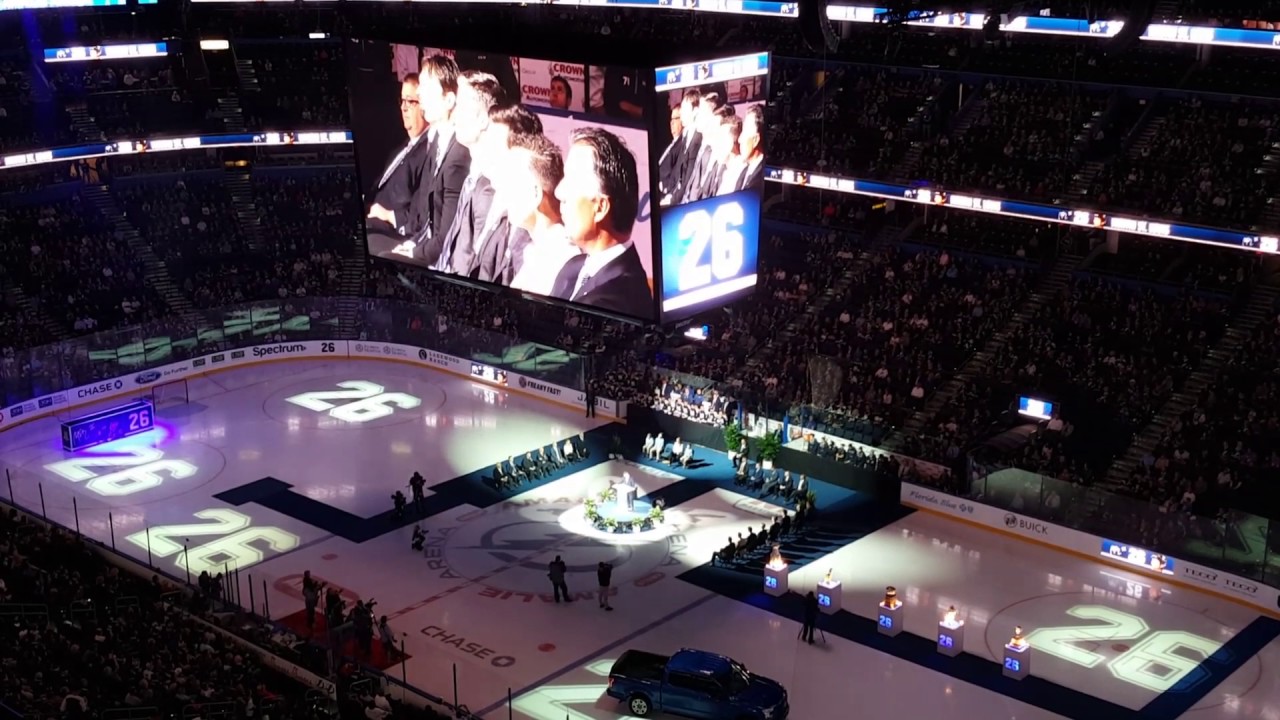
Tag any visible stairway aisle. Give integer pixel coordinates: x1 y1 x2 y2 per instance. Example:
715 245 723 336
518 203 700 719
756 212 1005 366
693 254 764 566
1 274 69 341
884 252 1085 452
1100 284 1280 492
79 185 199 323
224 170 266 253
738 221 916 386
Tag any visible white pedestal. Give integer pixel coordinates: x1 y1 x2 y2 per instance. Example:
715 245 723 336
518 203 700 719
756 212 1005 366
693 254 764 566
937 620 964 657
1003 643 1031 680
613 484 636 512
763 564 789 597
877 602 903 637
816 580 842 615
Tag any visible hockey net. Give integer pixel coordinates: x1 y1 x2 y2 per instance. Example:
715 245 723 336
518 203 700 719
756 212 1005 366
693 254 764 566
150 378 189 408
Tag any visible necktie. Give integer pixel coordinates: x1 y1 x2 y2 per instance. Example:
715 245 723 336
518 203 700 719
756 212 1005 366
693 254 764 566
572 269 593 300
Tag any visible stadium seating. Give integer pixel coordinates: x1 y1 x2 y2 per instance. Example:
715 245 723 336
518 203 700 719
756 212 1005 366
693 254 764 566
5 6 1280 713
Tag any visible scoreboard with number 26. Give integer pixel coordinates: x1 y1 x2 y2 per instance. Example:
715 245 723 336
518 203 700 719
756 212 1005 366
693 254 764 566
658 189 761 319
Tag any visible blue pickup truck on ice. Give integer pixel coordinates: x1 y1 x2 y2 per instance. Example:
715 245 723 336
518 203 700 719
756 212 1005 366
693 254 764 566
606 648 789 719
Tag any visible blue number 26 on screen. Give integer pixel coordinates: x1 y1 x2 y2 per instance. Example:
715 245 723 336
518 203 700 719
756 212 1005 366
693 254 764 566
659 189 760 319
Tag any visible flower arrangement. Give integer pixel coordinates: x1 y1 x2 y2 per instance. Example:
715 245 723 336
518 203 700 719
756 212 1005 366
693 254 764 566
648 505 665 525
603 518 618 532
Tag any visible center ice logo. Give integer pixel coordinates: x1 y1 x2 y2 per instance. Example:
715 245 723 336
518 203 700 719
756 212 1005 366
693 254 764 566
425 497 730 602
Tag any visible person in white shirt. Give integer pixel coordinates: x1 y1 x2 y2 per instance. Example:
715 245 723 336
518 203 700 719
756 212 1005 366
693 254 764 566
679 444 693 467
498 132 582 294
670 437 685 462
651 433 665 460
642 433 655 458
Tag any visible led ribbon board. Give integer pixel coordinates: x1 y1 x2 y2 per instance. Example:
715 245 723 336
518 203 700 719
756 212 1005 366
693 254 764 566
61 399 155 452
43 43 168 63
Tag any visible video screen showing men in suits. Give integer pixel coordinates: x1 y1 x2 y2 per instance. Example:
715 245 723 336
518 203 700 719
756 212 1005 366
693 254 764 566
349 40 657 322
651 52 769 323
656 73 766 208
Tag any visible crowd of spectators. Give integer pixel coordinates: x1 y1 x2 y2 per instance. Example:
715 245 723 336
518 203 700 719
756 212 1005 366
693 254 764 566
239 44 349 131
0 190 162 332
1088 97 1280 227
917 81 1110 201
0 4 1279 661
768 61 945 179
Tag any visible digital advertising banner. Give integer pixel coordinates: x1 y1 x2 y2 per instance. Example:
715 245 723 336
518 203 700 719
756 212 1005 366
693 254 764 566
349 40 656 322
652 51 768 322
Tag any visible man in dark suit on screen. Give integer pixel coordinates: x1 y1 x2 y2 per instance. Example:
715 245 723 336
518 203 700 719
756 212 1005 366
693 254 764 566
381 55 470 267
472 105 544 285
365 74 433 250
549 127 652 318
657 88 700 196
430 70 507 276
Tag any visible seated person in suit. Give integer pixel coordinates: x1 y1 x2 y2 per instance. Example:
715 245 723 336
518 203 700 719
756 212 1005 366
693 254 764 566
780 511 792 537
668 437 684 463
563 438 577 462
714 536 737 566
550 442 567 467
774 471 793 499
642 433 655 458
679 444 694 467
749 465 765 491
761 472 780 498
522 451 542 479
791 474 807 502
505 456 526 483
549 127 653 318
537 447 555 473
733 457 749 484
734 531 748 551
650 433 665 460
573 432 589 459
493 462 510 488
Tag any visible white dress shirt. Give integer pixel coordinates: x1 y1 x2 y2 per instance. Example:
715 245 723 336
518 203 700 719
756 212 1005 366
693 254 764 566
510 223 581 296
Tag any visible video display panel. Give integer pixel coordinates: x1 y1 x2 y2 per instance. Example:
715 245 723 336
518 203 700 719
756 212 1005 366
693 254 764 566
349 40 656 322
653 51 768 322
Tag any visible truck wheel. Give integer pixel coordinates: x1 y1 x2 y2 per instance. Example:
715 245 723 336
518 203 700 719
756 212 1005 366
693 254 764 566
627 694 652 716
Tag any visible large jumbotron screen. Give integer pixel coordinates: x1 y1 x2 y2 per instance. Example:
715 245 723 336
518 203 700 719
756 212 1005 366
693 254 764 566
349 40 657 322
652 52 768 322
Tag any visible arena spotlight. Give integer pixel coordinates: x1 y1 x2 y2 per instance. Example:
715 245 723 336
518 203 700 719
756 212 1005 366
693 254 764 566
799 0 839 53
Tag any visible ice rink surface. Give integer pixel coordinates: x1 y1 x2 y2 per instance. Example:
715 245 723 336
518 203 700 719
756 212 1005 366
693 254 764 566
2 359 1278 720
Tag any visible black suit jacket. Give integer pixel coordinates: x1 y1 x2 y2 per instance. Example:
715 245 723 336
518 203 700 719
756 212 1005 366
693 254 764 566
439 176 496 275
672 134 704 201
413 135 470 267
739 159 764 192
370 135 431 236
658 133 692 194
550 243 653 318
476 219 532 286
697 161 726 201
680 143 713 204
